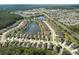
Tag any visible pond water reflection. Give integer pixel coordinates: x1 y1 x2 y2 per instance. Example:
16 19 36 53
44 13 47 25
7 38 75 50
24 21 41 34
37 16 45 20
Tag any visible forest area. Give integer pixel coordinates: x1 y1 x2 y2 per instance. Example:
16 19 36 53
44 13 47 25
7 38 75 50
0 10 23 29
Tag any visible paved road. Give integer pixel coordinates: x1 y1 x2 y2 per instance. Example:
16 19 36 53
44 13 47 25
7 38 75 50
43 12 79 40
42 20 77 55
1 20 26 43
59 41 66 55
0 20 22 34
6 37 51 48
43 21 56 42
42 12 78 55
1 11 78 55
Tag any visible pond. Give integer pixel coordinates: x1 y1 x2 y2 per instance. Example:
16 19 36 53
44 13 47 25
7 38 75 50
24 21 41 34
37 16 45 20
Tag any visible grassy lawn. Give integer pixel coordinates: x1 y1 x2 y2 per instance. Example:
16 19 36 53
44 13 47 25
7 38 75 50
64 32 79 44
67 24 79 34
62 48 72 55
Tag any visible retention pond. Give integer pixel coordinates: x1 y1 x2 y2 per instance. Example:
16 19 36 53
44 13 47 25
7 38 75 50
24 21 41 34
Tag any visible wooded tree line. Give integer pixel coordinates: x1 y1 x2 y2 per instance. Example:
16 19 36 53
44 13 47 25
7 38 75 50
0 11 23 29
0 47 52 55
